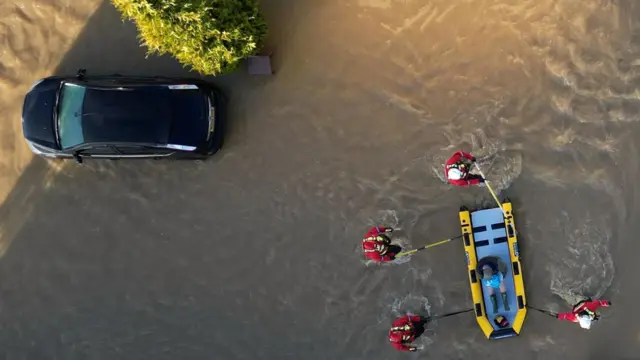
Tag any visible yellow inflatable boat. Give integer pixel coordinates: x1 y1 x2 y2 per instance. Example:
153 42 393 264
458 201 527 339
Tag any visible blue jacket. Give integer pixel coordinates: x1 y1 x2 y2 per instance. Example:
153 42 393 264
482 272 504 288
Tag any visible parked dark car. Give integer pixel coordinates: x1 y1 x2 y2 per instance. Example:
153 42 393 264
22 69 224 163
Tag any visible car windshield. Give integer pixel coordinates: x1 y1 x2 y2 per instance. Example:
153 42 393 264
57 83 87 149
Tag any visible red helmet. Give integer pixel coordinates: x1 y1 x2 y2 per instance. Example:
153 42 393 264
389 332 404 343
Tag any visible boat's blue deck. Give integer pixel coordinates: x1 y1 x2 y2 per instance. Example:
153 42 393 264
471 207 518 330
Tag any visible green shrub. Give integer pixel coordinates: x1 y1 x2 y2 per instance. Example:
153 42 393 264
112 0 267 75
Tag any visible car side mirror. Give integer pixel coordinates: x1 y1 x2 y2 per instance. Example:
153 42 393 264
73 152 83 164
76 68 86 80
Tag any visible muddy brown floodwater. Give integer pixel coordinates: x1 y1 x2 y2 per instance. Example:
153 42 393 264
1 0 639 358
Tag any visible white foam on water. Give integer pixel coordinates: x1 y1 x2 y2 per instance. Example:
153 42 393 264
391 255 412 265
548 213 615 305
415 335 435 351
353 209 401 231
388 293 432 318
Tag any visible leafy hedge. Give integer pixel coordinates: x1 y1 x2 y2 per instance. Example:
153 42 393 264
112 0 267 75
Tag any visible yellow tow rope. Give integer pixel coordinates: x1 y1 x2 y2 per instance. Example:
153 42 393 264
474 162 517 236
396 235 463 258
473 163 507 217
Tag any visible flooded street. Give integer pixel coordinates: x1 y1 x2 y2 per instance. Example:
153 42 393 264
0 0 639 358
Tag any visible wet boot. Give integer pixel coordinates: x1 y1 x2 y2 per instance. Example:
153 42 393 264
490 294 498 313
501 292 510 311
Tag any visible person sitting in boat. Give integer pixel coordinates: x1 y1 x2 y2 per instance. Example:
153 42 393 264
362 226 401 262
444 151 485 186
481 263 510 313
556 298 611 330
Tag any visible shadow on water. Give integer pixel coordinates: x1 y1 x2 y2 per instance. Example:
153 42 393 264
0 157 56 258
0 1 297 358
0 0 294 253
0 0 194 264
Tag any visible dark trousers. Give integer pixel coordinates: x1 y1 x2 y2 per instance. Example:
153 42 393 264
388 245 402 259
466 174 484 182
413 318 428 338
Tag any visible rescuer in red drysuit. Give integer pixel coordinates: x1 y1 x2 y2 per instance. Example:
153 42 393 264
556 298 611 330
361 226 401 262
444 151 485 186
388 315 427 352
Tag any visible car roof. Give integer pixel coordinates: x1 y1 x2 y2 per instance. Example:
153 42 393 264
78 84 174 145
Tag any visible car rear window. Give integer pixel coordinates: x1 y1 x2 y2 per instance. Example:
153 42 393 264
57 83 87 149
